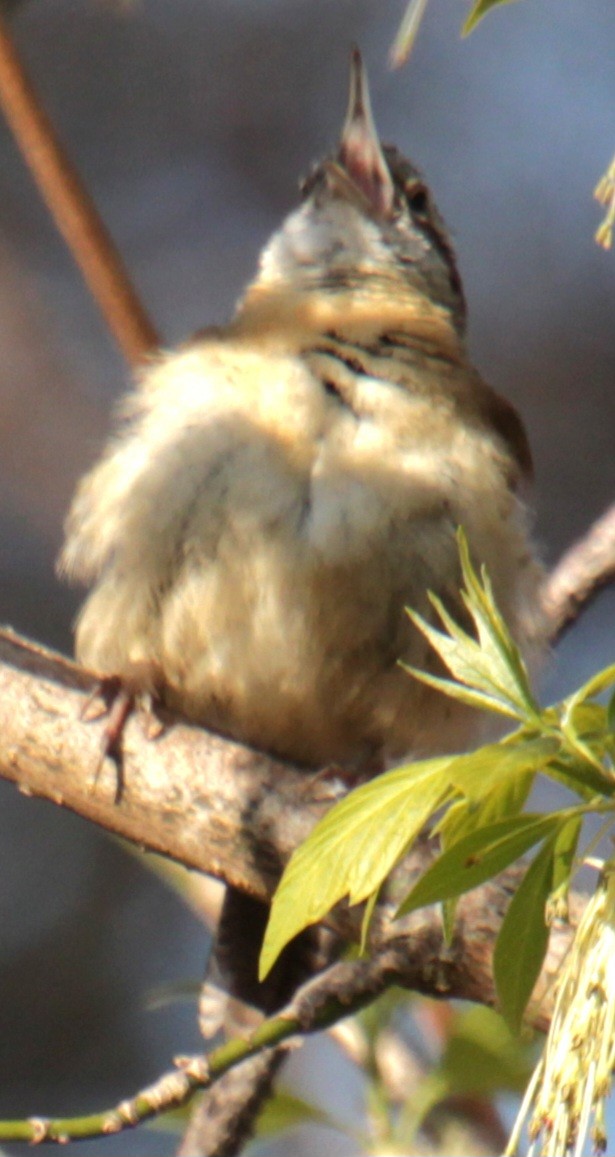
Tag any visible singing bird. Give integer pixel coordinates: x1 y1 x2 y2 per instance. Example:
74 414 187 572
60 52 543 782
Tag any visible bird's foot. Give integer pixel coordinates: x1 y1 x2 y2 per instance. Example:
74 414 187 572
81 678 164 801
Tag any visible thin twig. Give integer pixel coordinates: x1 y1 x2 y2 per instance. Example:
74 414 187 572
0 10 159 366
0 935 577 1147
0 955 412 1145
541 502 615 642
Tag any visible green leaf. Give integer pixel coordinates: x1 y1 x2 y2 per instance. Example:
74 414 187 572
560 666 615 774
397 812 568 917
552 815 582 891
437 756 535 942
261 733 559 978
561 715 611 775
438 764 536 943
493 834 555 1033
260 756 455 978
546 753 615 801
463 0 521 37
446 735 558 803
562 701 608 741
566 663 615 707
436 735 557 848
549 816 582 919
440 768 535 848
405 528 540 723
401 657 520 718
457 529 539 717
407 593 524 719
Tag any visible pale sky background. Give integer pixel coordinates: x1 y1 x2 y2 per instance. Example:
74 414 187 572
0 0 614 1153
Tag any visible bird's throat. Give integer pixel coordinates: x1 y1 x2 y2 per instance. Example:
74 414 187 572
234 280 464 366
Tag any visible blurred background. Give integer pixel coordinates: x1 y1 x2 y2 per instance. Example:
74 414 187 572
0 0 613 1152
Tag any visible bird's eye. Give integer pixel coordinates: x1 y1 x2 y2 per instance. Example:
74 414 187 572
406 182 430 218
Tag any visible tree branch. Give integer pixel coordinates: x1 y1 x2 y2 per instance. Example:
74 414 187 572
0 628 320 898
0 624 580 1021
0 11 159 366
0 906 578 1146
540 501 615 642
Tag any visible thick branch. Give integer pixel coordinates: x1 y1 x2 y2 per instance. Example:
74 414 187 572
0 626 577 1025
0 628 317 899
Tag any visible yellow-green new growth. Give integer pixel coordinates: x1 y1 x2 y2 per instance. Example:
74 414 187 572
507 864 615 1156
404 527 541 726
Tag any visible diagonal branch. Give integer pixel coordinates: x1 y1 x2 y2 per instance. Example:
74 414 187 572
0 627 317 896
0 10 159 366
0 625 581 1019
540 501 615 642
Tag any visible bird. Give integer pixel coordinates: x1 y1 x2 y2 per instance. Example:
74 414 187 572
59 53 545 1060
59 50 543 780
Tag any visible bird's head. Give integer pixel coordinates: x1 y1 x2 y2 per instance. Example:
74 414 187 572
247 49 466 337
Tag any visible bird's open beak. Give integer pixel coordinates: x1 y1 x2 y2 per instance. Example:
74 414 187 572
329 48 395 221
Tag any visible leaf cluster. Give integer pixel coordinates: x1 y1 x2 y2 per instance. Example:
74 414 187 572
261 531 615 1033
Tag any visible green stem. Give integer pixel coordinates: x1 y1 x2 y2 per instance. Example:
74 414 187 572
0 963 383 1144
